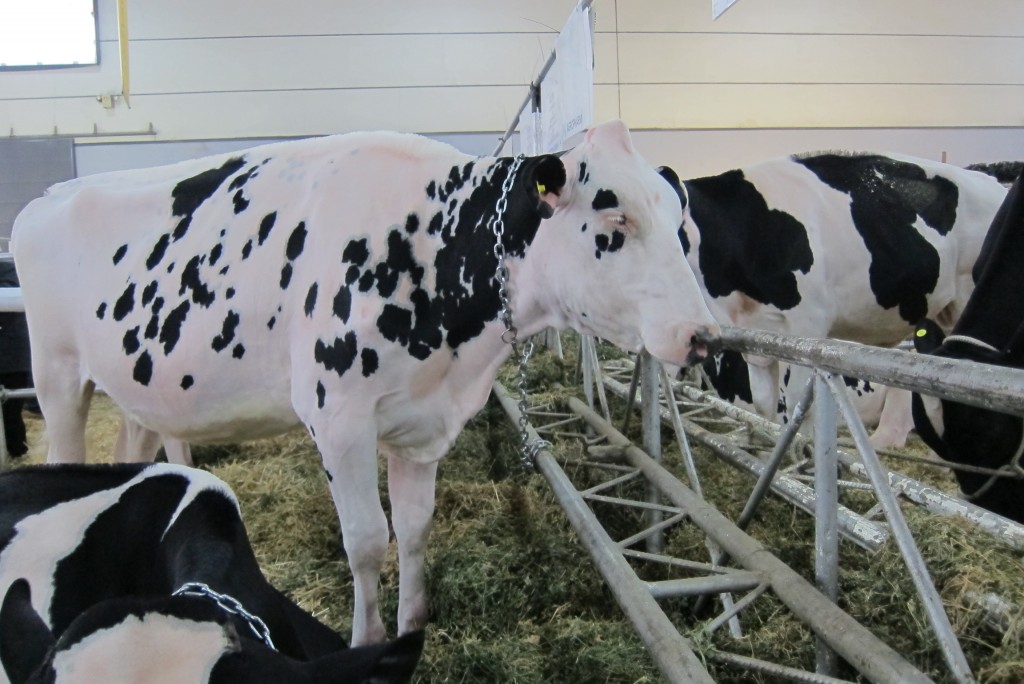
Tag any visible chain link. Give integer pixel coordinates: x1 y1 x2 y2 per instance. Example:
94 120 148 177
172 582 277 650
489 155 550 470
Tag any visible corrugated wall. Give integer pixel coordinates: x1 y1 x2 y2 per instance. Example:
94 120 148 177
1 0 1021 141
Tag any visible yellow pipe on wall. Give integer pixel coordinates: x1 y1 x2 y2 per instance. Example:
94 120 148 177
117 0 131 107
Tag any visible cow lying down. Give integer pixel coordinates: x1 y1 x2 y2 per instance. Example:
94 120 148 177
0 463 423 684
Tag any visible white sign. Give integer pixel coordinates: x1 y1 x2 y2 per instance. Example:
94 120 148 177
538 3 594 152
712 0 740 20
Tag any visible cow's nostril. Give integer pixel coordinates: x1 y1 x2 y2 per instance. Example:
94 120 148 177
692 327 722 356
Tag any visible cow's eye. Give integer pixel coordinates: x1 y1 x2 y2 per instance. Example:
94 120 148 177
613 214 627 226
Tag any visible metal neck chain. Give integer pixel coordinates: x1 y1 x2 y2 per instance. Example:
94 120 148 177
172 582 277 650
490 155 549 470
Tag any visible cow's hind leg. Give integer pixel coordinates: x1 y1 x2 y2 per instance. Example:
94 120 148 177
387 455 438 635
36 369 94 464
320 431 389 646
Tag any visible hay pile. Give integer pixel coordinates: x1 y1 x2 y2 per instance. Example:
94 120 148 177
17 338 1024 682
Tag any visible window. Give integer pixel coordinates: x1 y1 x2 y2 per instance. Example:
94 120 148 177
0 0 98 69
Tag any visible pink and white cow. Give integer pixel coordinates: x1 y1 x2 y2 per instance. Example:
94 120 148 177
12 121 719 645
666 152 1008 446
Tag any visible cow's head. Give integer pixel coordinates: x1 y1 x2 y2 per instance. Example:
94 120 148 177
513 120 720 366
909 170 1024 522
0 579 423 684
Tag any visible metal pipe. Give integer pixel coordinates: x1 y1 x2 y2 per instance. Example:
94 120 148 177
567 395 934 684
492 382 716 684
813 372 840 677
645 572 765 599
640 351 664 552
0 287 23 313
721 326 1024 416
824 374 975 684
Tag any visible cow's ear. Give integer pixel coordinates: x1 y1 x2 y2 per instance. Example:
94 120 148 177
523 155 566 219
913 319 944 355
0 579 54 684
658 166 686 212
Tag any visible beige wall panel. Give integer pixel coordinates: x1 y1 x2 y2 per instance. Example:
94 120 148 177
100 0 581 40
618 0 1024 36
1 87 536 140
592 33 619 85
619 83 1024 129
120 34 557 93
618 34 1024 86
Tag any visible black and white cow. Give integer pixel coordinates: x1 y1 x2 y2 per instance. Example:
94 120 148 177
12 120 719 644
0 463 423 683
911 170 1024 522
665 152 1008 444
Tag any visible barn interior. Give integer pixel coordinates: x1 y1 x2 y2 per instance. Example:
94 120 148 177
1 2 1023 683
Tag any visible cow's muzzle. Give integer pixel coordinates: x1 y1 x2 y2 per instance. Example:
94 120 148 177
686 327 722 366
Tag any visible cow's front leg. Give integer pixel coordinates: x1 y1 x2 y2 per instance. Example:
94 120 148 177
387 455 438 635
321 435 389 646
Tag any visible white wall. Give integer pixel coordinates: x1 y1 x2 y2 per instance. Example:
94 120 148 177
3 0 1022 141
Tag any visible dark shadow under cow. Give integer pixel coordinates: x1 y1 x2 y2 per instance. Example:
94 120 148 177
911 170 1024 522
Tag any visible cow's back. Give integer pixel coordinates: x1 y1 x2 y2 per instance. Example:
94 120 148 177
12 132 470 442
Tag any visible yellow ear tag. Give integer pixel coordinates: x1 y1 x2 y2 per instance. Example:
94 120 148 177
916 328 927 337
536 182 546 194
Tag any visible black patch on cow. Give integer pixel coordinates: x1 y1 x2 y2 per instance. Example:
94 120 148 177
267 316 276 330
286 222 308 260
122 326 141 355
280 263 293 289
132 351 153 385
376 304 413 346
581 223 587 233
152 297 165 315
333 285 351 323
305 283 318 317
159 301 191 355
344 266 360 286
179 256 216 307
181 374 194 390
258 212 277 246
219 265 229 276
796 154 957 324
316 381 326 409
112 244 128 265
146 235 170 270
358 271 375 292
241 239 253 260
96 302 106 320
592 189 619 211
578 161 589 184
49 473 188 633
212 311 240 352
361 348 379 377
405 213 420 234
373 229 424 299
232 343 245 359
427 212 443 235
594 230 626 259
342 238 370 267
113 283 136 321
170 157 246 242
679 222 692 255
684 171 813 310
209 243 223 266
702 350 753 405
426 180 437 200
226 287 235 300
314 332 358 377
231 190 249 214
228 166 259 191
166 262 175 274
145 315 159 339
323 465 332 481
141 281 158 307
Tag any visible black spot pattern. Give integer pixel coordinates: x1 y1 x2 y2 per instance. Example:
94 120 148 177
594 230 625 259
211 311 240 353
181 375 194 390
592 189 619 211
96 303 107 320
796 154 956 323
333 285 351 323
133 351 153 386
258 212 277 246
113 284 136 321
314 332 358 377
305 283 318 317
286 222 307 260
159 301 191 355
112 244 128 265
361 348 379 377
169 157 246 244
316 381 326 409
179 256 216 307
122 327 141 355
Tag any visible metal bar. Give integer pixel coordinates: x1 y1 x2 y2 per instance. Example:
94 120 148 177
814 372 840 677
0 287 23 313
705 651 859 684
603 375 889 552
640 351 664 552
721 326 1024 416
824 375 975 684
492 382 716 684
567 395 934 684
584 493 682 515
617 513 688 550
621 548 733 575
620 357 641 433
579 469 643 497
645 572 765 599
705 583 770 635
588 336 611 421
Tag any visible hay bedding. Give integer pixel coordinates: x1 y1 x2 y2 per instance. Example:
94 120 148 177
16 343 1024 683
